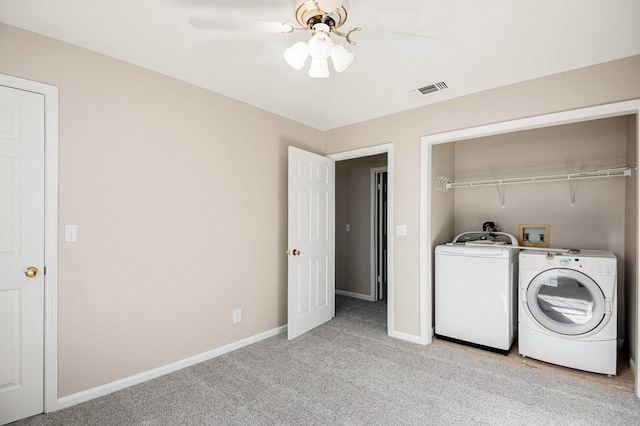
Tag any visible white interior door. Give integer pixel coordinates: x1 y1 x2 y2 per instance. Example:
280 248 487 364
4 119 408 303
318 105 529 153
287 146 335 340
0 85 45 424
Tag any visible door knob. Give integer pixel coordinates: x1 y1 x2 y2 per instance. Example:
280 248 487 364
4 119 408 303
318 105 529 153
292 249 301 256
25 266 39 278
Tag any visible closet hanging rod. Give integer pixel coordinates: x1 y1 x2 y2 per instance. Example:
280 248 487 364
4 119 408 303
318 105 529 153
435 167 631 192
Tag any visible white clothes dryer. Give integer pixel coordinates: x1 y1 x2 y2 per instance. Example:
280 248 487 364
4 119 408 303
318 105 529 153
435 231 520 353
518 249 617 375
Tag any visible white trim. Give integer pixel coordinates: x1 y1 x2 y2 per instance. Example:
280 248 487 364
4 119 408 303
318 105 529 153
370 168 377 301
57 325 287 410
336 289 375 301
424 99 640 145
0 73 59 413
388 330 423 345
419 142 434 345
328 144 395 338
420 99 640 397
371 166 387 302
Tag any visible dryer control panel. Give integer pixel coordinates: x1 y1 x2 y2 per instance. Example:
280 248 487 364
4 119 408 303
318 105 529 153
520 249 616 276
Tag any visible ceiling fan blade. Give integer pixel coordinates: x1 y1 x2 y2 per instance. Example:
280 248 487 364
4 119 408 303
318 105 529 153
349 28 438 58
189 18 294 33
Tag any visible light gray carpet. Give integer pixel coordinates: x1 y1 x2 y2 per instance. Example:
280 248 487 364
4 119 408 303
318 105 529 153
12 296 640 425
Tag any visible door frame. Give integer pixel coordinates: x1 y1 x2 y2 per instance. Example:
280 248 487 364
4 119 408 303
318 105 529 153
328 144 395 337
0 73 59 412
370 166 387 301
420 99 640 396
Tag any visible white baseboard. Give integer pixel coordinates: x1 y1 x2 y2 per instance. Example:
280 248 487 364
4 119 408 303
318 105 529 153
57 325 287 410
335 289 375 301
630 356 637 377
388 329 424 345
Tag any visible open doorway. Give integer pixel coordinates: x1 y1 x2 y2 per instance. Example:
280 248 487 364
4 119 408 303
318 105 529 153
335 154 388 303
328 143 397 339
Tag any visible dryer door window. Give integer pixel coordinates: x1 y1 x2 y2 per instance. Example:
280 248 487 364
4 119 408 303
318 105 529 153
526 268 606 335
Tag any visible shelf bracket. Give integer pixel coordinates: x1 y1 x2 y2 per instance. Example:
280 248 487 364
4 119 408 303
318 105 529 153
497 183 506 208
434 176 451 192
570 179 576 207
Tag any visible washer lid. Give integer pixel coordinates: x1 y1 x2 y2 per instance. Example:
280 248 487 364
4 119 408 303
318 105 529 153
526 268 609 335
435 244 516 257
452 231 518 245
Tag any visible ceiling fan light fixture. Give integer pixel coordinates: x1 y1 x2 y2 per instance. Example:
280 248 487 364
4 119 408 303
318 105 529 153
308 57 330 78
283 40 309 70
330 42 353 72
280 11 358 77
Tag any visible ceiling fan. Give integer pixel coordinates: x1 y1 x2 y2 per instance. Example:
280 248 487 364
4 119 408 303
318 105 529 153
189 0 437 78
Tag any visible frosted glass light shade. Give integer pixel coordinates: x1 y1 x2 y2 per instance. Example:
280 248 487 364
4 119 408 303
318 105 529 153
308 58 330 78
283 41 309 70
330 43 354 72
308 30 333 59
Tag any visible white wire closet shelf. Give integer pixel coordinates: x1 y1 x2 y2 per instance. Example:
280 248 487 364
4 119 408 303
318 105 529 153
434 167 632 207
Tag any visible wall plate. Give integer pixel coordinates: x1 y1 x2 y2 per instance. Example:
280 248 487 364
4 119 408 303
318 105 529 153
518 224 550 248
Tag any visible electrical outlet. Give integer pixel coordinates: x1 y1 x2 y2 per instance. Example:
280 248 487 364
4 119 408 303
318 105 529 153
232 308 242 324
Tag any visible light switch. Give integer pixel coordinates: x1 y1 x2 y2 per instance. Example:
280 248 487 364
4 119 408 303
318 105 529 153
64 225 78 242
345 224 350 232
396 225 407 236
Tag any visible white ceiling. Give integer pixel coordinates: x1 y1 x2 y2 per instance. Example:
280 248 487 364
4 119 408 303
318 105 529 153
1 0 639 130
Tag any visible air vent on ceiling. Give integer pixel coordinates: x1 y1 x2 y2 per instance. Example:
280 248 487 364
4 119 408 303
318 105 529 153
416 81 448 95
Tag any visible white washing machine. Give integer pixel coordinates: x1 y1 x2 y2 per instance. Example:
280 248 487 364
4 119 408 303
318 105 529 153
435 231 520 353
519 250 617 375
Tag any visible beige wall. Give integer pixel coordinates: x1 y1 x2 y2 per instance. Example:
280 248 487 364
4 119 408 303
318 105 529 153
3 20 640 399
453 117 628 249
325 54 640 337
430 143 456 325
0 23 324 396
335 154 387 296
430 143 455 247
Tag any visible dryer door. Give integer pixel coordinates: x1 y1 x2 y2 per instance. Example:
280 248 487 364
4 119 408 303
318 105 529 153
526 268 607 335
